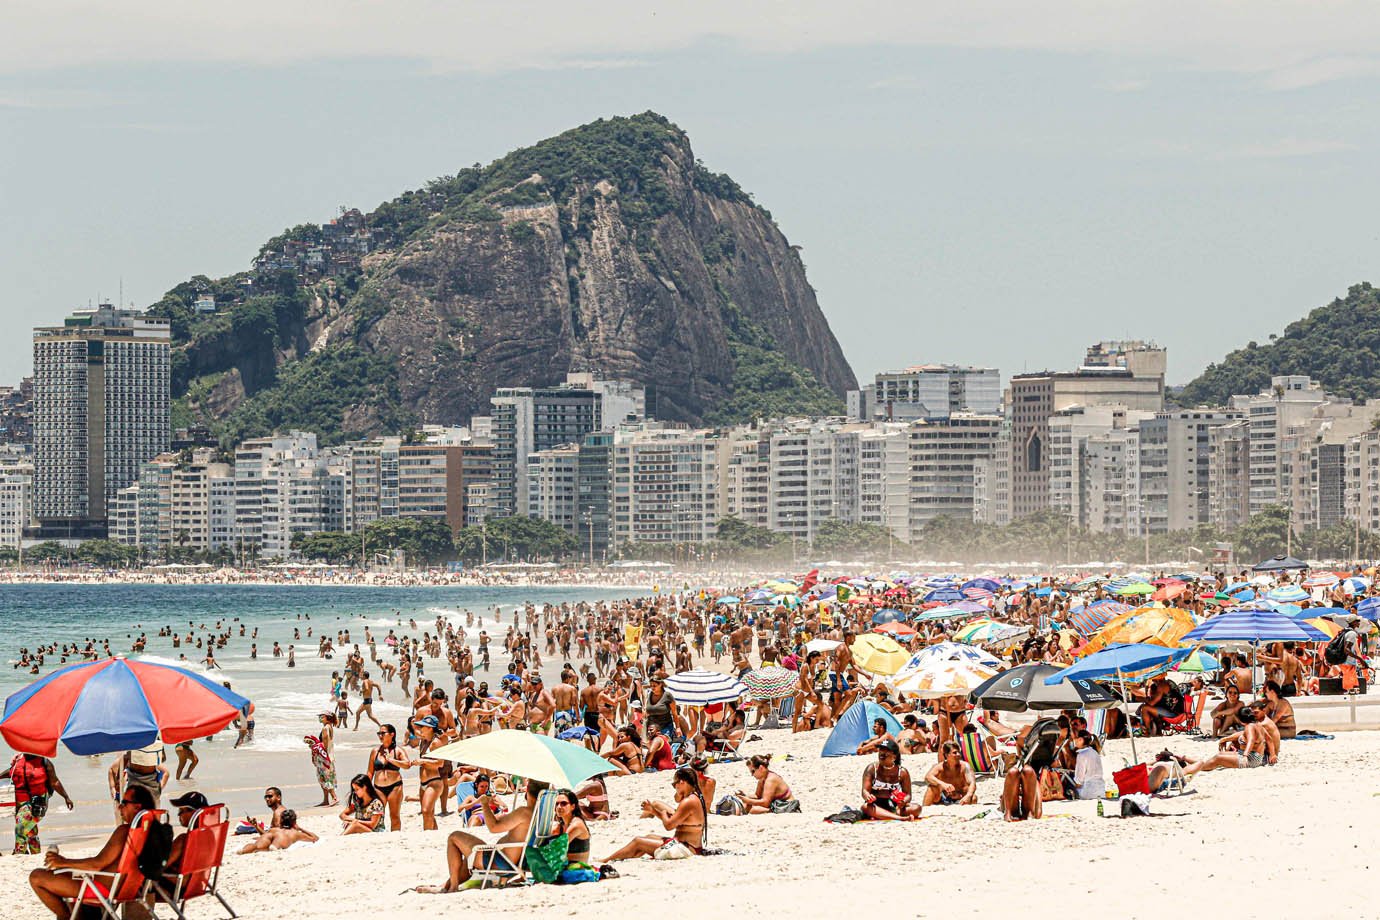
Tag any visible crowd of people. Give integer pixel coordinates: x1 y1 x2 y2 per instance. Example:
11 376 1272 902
10 561 1378 913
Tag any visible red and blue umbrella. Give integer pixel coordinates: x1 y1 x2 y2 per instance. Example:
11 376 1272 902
1 658 250 756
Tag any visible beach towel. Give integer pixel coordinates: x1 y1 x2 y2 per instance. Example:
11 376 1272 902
1289 731 1335 740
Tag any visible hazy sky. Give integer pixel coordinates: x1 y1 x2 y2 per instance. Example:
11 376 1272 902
4 3 1380 388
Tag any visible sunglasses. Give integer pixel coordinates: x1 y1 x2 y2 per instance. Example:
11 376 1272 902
555 801 574 808
120 798 139 806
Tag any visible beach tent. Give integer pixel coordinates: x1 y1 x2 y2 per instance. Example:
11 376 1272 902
821 700 903 757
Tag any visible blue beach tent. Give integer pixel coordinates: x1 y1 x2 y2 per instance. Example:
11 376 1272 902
821 700 903 757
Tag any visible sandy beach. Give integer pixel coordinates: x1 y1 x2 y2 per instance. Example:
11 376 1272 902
5 720 1372 920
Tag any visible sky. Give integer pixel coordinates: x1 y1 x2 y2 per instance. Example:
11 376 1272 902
4 2 1380 388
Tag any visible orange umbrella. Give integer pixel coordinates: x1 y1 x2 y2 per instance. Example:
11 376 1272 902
873 622 918 639
1152 582 1189 603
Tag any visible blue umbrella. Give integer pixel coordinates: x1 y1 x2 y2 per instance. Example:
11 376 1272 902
1284 605 1346 619
962 578 1000 594
1181 608 1330 644
1043 643 1193 761
1359 597 1380 620
871 609 907 625
716 595 741 605
924 587 964 604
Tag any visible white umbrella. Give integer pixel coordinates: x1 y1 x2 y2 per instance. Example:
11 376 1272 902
803 638 842 655
663 668 748 707
905 642 1001 670
892 660 1000 698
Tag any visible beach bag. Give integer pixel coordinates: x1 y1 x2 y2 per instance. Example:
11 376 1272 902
1324 632 1350 665
1112 763 1149 797
28 794 49 821
653 840 692 860
823 807 865 824
558 865 600 885
527 832 568 884
769 799 802 814
715 794 746 816
137 816 175 880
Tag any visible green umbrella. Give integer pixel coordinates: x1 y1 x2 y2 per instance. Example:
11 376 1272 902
428 729 613 787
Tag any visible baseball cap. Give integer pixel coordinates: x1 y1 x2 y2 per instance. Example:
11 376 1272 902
416 715 439 729
170 791 210 810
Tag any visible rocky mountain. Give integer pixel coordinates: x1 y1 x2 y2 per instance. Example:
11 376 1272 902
1177 282 1380 407
153 113 856 444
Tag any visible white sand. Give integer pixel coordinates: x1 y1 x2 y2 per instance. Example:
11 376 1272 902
4 724 1375 919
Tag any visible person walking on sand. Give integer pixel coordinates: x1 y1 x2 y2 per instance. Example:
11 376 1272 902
355 672 382 730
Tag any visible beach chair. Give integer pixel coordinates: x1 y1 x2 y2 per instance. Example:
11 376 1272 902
959 726 996 776
58 808 162 920
470 788 559 889
1082 707 1109 745
1017 718 1062 773
152 803 237 920
1161 691 1207 736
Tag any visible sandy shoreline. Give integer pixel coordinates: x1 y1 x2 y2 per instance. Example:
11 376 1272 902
5 722 1374 919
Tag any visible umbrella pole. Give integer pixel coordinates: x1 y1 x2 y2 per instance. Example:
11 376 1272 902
1119 665 1138 763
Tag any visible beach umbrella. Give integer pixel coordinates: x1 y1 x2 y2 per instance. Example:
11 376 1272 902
1110 581 1156 597
1341 576 1371 596
924 587 964 604
1174 649 1222 674
1065 601 1131 638
715 595 741 605
871 608 907 625
1152 582 1189 603
663 668 748 706
1043 643 1193 761
1302 573 1340 590
892 660 999 698
912 605 969 622
429 730 612 787
848 634 911 676
952 619 1022 645
1266 585 1310 604
1358 597 1380 620
873 621 918 640
905 642 1002 670
741 666 797 701
1 657 249 757
803 638 842 655
1181 608 1330 645
1253 555 1308 572
1080 606 1197 657
967 663 1119 712
962 578 1000 594
1304 618 1342 639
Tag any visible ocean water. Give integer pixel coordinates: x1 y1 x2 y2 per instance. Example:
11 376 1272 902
0 583 639 845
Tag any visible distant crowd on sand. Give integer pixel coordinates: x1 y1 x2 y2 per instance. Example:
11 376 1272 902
12 563 1377 912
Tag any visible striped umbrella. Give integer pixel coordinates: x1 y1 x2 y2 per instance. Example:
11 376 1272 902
1174 649 1222 673
1304 617 1343 639
1302 573 1340 589
741 666 797 701
1080 605 1198 657
952 619 1020 644
1267 585 1310 604
1066 602 1130 638
1110 580 1156 596
663 668 747 707
1341 576 1371 596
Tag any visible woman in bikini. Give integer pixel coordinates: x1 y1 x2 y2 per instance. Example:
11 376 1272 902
603 767 708 861
456 774 507 827
553 789 593 870
366 724 410 831
735 754 796 814
604 725 645 775
860 738 921 820
412 717 453 830
575 775 616 820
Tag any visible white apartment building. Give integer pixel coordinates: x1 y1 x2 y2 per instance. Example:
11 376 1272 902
1227 376 1327 516
852 365 1001 422
766 422 841 541
855 424 910 540
1084 428 1142 535
1047 405 1153 527
0 469 32 549
1137 409 1241 533
907 414 1002 538
610 428 719 546
235 432 352 560
527 444 581 535
718 433 770 528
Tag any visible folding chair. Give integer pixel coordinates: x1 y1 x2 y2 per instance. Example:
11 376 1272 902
470 789 558 889
1161 691 1207 736
958 726 996 776
59 808 162 920
153 804 237 919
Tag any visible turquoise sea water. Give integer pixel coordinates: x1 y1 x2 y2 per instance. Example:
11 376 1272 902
0 583 637 845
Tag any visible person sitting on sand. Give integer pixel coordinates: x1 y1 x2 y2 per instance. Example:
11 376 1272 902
695 707 747 756
340 774 385 834
1000 762 1042 822
1261 680 1296 739
733 754 796 813
1137 674 1185 737
857 717 898 756
1211 685 1247 737
576 775 617 821
898 714 933 755
922 741 977 805
603 767 708 860
604 725 645 775
1183 703 1280 775
28 785 156 918
861 738 921 820
418 779 549 892
1069 731 1105 799
239 808 318 853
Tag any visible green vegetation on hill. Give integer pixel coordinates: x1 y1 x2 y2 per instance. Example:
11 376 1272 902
1178 282 1380 407
706 299 844 425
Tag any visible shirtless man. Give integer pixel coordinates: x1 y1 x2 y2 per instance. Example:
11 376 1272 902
354 672 382 730
526 675 556 735
793 651 826 732
596 679 628 751
856 717 898 755
552 673 580 735
238 808 318 853
1260 642 1304 697
417 780 549 893
923 741 977 805
579 673 603 749
830 633 860 721
1184 703 1280 774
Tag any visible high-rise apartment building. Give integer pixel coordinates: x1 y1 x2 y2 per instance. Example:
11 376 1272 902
30 305 170 538
906 414 1002 538
851 365 1001 422
610 427 719 547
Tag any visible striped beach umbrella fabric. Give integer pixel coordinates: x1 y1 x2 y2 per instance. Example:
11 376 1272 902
663 668 748 706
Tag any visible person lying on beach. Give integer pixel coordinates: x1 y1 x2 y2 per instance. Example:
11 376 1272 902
861 739 921 820
1211 685 1246 736
857 717 898 755
922 741 976 805
1183 703 1280 775
603 767 708 860
28 784 156 918
239 808 319 853
417 779 549 892
733 754 796 813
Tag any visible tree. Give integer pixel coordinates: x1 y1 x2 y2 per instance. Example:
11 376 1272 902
715 517 786 551
454 516 577 562
1233 506 1292 562
27 541 68 563
362 517 456 565
73 540 139 568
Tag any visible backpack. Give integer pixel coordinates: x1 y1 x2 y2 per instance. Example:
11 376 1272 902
1324 631 1351 666
137 816 175 880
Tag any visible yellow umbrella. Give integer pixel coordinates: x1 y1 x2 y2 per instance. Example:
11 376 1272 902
849 633 911 676
1079 605 1198 657
891 660 999 698
1305 617 1342 638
